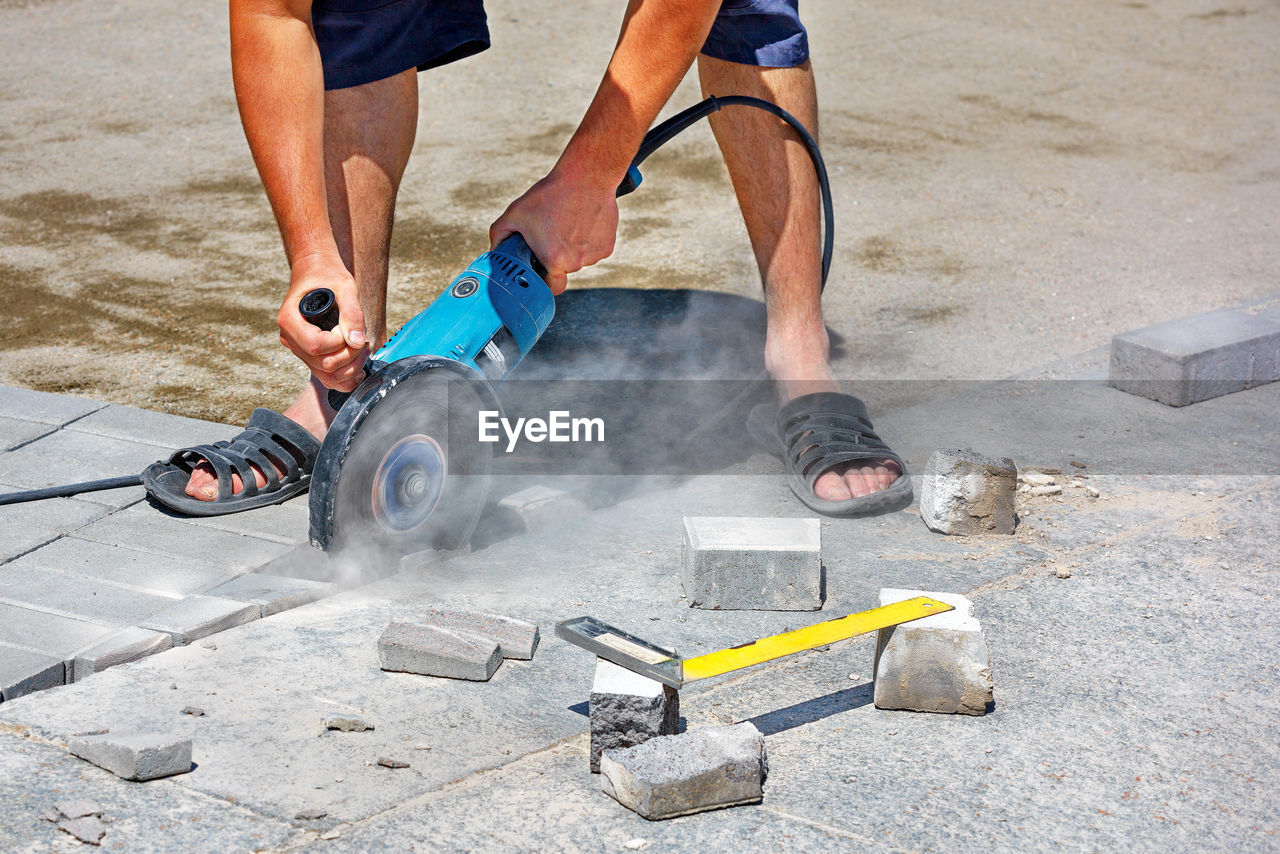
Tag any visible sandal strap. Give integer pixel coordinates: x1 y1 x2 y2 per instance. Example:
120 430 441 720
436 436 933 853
161 409 320 500
775 392 904 490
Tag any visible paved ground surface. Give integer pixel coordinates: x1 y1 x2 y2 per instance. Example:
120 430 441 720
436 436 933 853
2 0 1279 849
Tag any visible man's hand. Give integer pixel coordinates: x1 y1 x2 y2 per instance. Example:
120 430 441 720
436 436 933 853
489 166 619 295
276 252 369 391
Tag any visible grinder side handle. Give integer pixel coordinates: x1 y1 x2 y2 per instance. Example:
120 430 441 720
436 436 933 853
298 287 358 411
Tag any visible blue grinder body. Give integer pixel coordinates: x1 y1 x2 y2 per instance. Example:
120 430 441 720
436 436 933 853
375 233 555 379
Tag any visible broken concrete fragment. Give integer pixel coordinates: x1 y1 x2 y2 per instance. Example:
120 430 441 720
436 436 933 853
59 816 106 845
377 757 409 769
55 800 102 819
919 449 1017 535
681 517 821 611
1109 309 1280 406
497 485 587 534
72 627 173 683
181 706 205 717
320 823 349 840
324 714 374 732
590 658 679 773
1027 485 1062 496
378 621 501 681
600 723 767 820
295 808 328 820
67 732 193 781
873 589 994 715
421 606 539 660
1018 471 1056 487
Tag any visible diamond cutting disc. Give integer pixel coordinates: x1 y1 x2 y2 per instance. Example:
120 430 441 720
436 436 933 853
310 358 496 555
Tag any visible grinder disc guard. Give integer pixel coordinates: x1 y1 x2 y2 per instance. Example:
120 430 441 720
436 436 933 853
309 357 498 555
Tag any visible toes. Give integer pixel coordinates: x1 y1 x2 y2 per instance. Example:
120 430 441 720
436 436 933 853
843 468 872 498
813 470 853 501
185 463 218 501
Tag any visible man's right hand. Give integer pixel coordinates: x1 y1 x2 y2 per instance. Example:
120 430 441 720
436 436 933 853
276 252 369 392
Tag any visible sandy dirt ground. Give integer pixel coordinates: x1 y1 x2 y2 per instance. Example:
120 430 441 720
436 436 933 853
0 0 1276 426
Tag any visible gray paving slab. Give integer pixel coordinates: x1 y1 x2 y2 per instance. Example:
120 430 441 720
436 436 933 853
0 492 111 559
0 416 55 451
75 502 295 570
0 386 105 426
17 535 238 597
72 627 175 683
140 595 260 645
0 735 294 850
0 523 61 564
151 493 312 545
0 643 65 702
66 403 235 450
204 572 335 617
0 429 160 509
0 565 181 627
0 602 117 661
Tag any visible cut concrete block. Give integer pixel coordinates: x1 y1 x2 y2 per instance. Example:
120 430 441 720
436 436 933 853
377 621 502 681
590 658 679 773
497 485 588 533
919 448 1017 536
140 595 260 645
681 517 821 611
1109 309 1280 406
204 573 336 618
72 627 174 682
0 643 65 702
67 732 192 781
873 589 993 715
600 723 767 820
422 606 539 660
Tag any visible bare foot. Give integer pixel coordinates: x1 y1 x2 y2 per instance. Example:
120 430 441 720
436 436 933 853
184 377 334 501
767 338 901 502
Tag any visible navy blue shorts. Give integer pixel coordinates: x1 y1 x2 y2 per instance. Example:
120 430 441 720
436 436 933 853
313 0 808 91
702 0 809 68
313 0 490 91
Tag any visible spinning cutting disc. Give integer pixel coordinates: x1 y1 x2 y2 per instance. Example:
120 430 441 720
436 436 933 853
309 357 498 555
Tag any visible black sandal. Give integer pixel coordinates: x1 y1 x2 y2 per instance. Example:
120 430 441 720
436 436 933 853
141 408 321 516
748 392 912 517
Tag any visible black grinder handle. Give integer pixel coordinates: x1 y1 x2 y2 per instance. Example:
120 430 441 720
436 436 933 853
298 287 357 411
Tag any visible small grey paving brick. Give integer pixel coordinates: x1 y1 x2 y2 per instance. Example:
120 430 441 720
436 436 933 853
0 430 161 509
681 517 821 611
873 588 994 715
377 621 502 681
67 731 192 781
140 595 259 645
0 565 180 627
0 495 109 553
590 657 679 773
919 448 1018 536
58 816 107 845
0 416 55 451
0 643 65 701
21 536 233 597
324 714 374 732
497 485 588 533
0 385 105 426
72 627 174 682
600 723 768 820
421 605 539 660
1109 309 1280 406
0 602 116 660
76 504 294 571
66 403 234 450
205 573 336 617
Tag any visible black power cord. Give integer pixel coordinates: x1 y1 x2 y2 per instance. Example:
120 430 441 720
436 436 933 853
625 94 835 291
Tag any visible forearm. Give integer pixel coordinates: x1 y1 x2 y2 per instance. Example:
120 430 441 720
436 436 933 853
229 0 337 266
555 0 722 188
